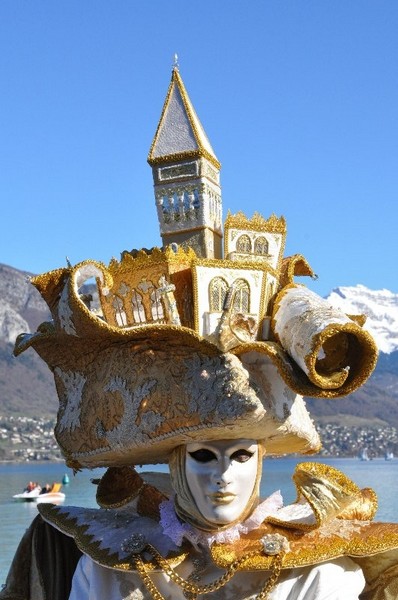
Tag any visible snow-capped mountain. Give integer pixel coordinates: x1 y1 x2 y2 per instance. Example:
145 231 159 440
326 285 398 355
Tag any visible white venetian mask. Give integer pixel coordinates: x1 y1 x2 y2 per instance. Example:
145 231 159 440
185 439 259 525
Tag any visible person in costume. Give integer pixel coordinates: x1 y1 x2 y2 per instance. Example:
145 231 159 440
2 66 398 599
3 229 398 600
66 441 368 599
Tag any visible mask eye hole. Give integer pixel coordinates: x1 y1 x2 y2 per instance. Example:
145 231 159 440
230 449 254 463
188 449 217 463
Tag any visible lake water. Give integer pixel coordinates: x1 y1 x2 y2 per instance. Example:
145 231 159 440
1 457 397 586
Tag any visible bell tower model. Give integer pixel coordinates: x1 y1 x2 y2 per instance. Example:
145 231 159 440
148 66 222 259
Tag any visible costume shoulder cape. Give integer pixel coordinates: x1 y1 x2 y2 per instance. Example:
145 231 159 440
38 462 398 597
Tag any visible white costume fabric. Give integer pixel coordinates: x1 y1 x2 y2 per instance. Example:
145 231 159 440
69 553 365 600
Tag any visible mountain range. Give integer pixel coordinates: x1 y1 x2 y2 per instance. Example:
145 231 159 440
1 262 398 427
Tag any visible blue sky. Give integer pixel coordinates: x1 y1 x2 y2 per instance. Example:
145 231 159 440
0 1 397 297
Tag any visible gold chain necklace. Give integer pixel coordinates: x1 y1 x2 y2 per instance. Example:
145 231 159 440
132 543 284 599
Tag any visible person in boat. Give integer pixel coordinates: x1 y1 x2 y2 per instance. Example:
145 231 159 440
40 483 52 495
24 481 41 493
2 209 398 599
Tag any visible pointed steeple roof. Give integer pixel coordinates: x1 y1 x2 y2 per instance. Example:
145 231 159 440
148 68 220 169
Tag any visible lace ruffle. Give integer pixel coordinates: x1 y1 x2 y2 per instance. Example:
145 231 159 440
159 491 284 548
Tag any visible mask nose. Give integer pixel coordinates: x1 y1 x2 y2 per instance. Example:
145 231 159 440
212 458 232 487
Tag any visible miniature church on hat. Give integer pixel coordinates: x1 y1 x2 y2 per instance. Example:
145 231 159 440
101 64 290 348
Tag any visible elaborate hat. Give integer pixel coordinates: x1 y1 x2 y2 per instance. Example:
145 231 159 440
13 231 377 469
14 68 378 469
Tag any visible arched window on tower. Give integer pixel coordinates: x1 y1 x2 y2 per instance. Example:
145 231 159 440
254 236 269 256
192 189 200 216
112 296 127 327
172 193 180 221
209 277 228 312
131 290 146 324
162 195 171 223
183 191 192 220
232 279 250 313
151 289 165 322
236 234 252 254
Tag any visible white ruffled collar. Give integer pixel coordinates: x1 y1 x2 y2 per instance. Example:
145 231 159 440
159 491 284 548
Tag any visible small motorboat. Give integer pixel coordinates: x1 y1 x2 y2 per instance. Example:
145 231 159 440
13 482 65 503
13 488 41 502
